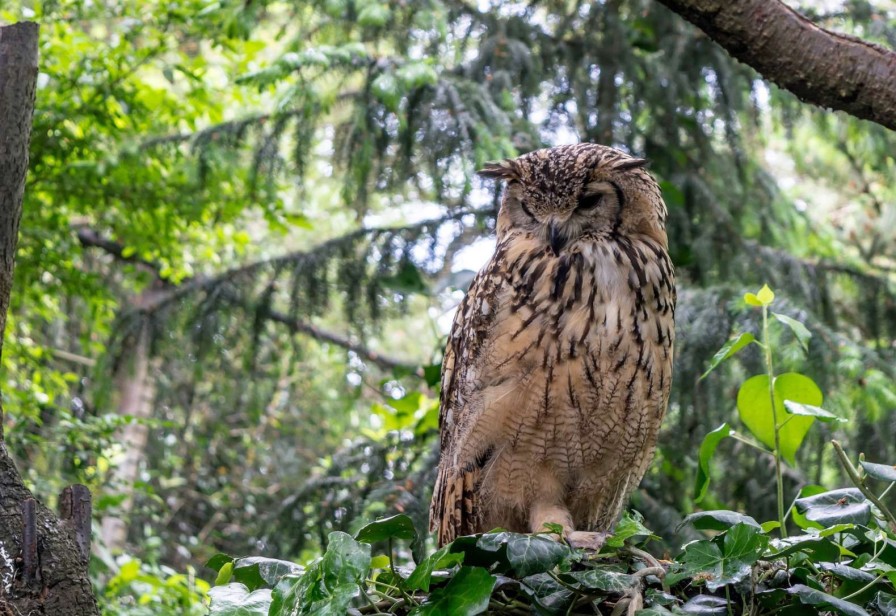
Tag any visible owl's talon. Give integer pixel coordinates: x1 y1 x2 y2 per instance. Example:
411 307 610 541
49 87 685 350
566 531 609 551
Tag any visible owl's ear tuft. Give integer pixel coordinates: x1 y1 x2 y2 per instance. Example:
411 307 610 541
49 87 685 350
614 157 650 171
477 160 518 180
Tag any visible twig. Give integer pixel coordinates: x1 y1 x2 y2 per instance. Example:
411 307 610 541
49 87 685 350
831 440 896 531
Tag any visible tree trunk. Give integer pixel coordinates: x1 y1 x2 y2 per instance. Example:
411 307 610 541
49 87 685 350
0 22 99 615
101 316 157 551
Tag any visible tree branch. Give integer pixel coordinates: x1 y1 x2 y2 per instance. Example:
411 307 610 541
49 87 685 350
656 0 896 131
76 226 421 372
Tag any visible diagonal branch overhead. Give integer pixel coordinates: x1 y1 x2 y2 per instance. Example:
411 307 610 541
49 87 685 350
656 0 896 131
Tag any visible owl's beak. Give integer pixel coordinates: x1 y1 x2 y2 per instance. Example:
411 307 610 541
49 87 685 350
548 222 567 255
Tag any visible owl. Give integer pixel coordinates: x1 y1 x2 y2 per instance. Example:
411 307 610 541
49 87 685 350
430 143 675 549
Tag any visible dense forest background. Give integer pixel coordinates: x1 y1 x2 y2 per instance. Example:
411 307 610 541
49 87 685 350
1 0 895 614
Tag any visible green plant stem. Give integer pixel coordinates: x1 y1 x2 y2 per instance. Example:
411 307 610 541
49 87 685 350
729 430 774 456
763 305 787 538
841 573 885 601
831 439 896 532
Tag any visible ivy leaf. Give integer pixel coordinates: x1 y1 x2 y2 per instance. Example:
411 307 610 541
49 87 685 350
861 460 896 483
476 532 572 577
701 334 756 380
819 562 878 583
568 567 636 593
405 546 465 592
207 553 235 572
679 594 729 614
679 510 761 532
794 488 871 526
231 557 303 590
772 312 812 352
355 514 418 544
693 423 732 502
207 584 272 616
765 534 841 561
737 373 822 464
673 523 768 592
408 566 496 615
604 510 657 548
783 400 846 423
519 572 574 615
271 532 371 614
873 592 896 616
786 584 870 616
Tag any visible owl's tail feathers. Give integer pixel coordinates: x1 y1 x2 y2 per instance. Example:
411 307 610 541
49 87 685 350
430 466 481 548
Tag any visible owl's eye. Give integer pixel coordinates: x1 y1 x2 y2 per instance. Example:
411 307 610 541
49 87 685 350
577 194 603 212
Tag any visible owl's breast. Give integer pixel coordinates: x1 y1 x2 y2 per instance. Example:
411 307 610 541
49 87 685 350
495 235 674 364
466 234 674 462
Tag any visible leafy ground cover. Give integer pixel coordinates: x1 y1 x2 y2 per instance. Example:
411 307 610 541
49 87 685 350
202 290 896 614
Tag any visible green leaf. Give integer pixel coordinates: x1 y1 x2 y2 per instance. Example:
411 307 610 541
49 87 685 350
271 532 371 614
679 510 761 532
568 567 636 593
519 572 574 614
408 566 496 615
701 334 756 379
604 510 657 548
786 584 870 616
679 594 729 614
405 546 465 592
765 534 841 561
783 400 846 423
476 532 571 577
693 423 732 502
772 312 812 352
355 514 418 544
819 562 878 583
737 373 822 464
672 523 768 591
756 285 775 305
861 460 896 483
422 363 442 388
207 553 235 572
794 488 871 526
231 557 302 591
873 592 896 616
215 562 234 586
207 583 272 616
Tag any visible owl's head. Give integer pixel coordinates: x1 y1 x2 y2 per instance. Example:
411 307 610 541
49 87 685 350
479 143 668 253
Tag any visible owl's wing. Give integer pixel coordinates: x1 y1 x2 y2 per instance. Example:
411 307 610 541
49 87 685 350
430 254 507 546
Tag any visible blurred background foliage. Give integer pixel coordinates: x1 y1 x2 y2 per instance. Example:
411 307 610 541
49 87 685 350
1 0 895 612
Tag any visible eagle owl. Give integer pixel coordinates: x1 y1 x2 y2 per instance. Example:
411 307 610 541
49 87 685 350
430 143 675 548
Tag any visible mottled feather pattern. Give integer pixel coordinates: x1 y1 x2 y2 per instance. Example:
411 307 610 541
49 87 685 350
431 143 675 547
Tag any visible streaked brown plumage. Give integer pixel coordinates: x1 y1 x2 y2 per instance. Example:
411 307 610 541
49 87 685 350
430 143 675 548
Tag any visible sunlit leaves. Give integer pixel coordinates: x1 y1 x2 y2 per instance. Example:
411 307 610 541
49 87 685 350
737 373 822 465
744 284 775 307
